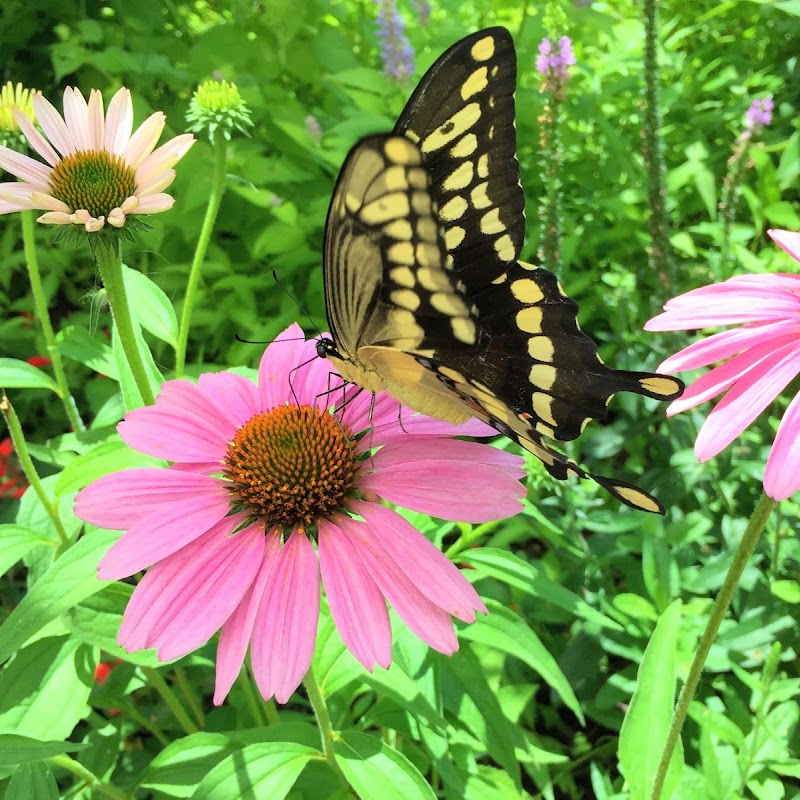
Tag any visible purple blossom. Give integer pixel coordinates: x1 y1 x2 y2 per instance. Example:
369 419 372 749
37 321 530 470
375 0 415 81
745 96 773 131
536 36 575 91
414 0 431 26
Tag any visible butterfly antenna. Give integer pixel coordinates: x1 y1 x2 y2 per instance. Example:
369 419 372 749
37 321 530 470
272 271 324 338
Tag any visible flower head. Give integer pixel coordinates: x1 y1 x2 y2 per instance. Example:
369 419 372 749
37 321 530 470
0 87 194 232
536 36 575 92
74 324 525 704
745 96 773 132
375 0 415 81
0 82 36 149
645 229 800 501
186 79 252 143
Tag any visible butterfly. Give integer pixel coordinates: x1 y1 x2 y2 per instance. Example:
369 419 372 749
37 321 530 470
317 26 684 513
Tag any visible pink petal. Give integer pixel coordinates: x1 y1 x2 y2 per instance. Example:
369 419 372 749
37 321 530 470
292 343 346 408
659 321 799 373
768 229 800 264
0 183 36 212
197 371 261 428
646 295 799 330
214 531 281 705
695 341 800 461
135 134 195 186
87 89 105 150
318 518 392 670
137 168 176 197
62 87 91 151
0 145 53 188
361 440 525 521
258 323 309 409
351 500 486 623
764 390 800 501
135 193 174 214
14 110 59 166
124 112 166 169
104 88 133 155
156 379 240 440
666 333 800 416
369 414 499 447
342 513 459 654
119 520 265 661
74 467 226 529
32 92 76 156
97 489 235 580
250 531 320 703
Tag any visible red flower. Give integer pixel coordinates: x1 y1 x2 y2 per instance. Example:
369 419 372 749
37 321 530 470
26 355 51 368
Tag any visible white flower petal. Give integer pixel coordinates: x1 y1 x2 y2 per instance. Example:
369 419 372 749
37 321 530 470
38 211 73 225
87 89 105 150
14 110 59 166
121 195 139 213
136 193 174 214
135 134 194 186
124 111 166 169
104 87 133 155
108 207 126 227
137 168 176 196
0 145 52 188
29 191 71 213
32 91 76 156
62 87 92 151
86 215 105 232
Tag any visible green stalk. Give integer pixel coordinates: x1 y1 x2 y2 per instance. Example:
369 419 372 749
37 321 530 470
538 93 563 275
304 666 346 780
141 666 199 735
175 133 228 377
236 665 267 727
650 491 777 800
1 393 68 543
47 754 131 800
718 140 749 269
20 211 85 432
641 0 674 288
173 667 205 728
94 238 156 406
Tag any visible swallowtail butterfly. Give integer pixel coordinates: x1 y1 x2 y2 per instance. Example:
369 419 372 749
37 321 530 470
318 26 683 513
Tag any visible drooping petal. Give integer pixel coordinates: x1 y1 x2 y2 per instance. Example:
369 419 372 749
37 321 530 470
135 193 174 214
250 530 320 703
767 229 800 265
74 468 224 529
119 520 264 661
124 111 166 169
32 91 76 156
361 440 525 521
38 211 74 225
345 513 459 654
214 531 281 705
0 145 53 188
764 390 800 501
695 341 800 461
104 87 134 155
318 517 392 670
97 489 235 580
350 500 487 622
197 371 261 429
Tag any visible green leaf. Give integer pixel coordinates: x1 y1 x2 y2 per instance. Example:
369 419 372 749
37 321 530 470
459 599 584 723
122 265 179 348
313 604 365 697
770 579 800 604
190 742 317 800
618 599 684 800
0 734 86 766
0 525 55 576
333 731 436 800
0 528 117 664
56 326 118 379
140 733 239 798
5 762 59 800
112 319 163 410
0 359 61 396
459 548 623 630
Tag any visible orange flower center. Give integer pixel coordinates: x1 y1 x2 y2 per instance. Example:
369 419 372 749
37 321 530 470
49 150 136 218
223 404 357 528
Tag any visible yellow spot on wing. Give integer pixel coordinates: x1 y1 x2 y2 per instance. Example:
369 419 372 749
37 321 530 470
421 103 481 154
445 226 466 249
451 317 476 344
532 392 557 426
391 267 415 287
384 219 413 240
440 195 468 221
517 307 543 333
511 277 545 303
529 364 557 391
391 289 421 310
450 134 478 157
470 36 496 62
494 233 516 261
361 193 409 224
384 138 420 165
527 336 555 362
480 207 504 234
388 241 414 265
639 376 682 397
443 162 474 191
470 182 491 209
461 66 489 100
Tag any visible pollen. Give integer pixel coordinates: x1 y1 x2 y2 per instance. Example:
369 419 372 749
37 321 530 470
48 149 136 218
223 404 357 528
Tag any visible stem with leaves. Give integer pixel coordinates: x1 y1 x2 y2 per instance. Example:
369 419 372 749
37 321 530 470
538 93 563 275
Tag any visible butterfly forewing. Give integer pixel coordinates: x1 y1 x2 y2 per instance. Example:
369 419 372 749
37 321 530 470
394 27 524 295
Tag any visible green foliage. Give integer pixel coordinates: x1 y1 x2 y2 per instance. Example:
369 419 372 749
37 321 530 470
1 0 799 799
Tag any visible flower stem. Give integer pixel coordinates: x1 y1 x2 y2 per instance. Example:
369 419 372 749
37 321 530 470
94 239 156 406
141 666 199 735
0 393 68 544
718 139 750 270
20 211 85 432
47 754 131 800
175 133 228 378
650 491 777 800
304 666 345 779
237 666 267 727
173 667 205 728
537 93 563 275
641 0 674 289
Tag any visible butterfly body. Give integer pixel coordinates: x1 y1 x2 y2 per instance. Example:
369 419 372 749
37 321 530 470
319 27 683 512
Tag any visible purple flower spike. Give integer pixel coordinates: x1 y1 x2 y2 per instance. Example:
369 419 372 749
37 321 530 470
375 0 415 81
745 96 773 131
536 36 575 92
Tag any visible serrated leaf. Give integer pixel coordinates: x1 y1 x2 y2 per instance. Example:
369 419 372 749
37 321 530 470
459 548 623 631
0 528 117 664
0 358 61 396
122 265 179 348
618 599 684 800
190 742 317 800
0 734 86 766
459 599 584 723
334 730 436 800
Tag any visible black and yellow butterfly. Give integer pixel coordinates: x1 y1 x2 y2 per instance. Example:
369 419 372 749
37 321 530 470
317 27 683 513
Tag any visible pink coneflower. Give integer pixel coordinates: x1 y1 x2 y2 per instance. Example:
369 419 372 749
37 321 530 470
74 324 525 704
0 87 194 231
645 228 800 501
